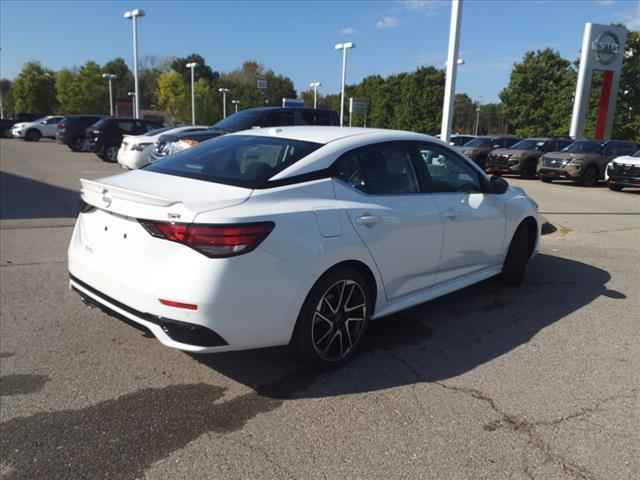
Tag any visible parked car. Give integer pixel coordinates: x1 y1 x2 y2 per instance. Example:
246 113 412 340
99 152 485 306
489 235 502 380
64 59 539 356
537 139 637 186
11 115 65 141
69 126 539 369
118 125 210 169
151 107 340 162
1 112 40 138
85 118 163 162
449 134 476 147
56 115 106 151
458 135 522 169
486 137 574 179
605 150 640 191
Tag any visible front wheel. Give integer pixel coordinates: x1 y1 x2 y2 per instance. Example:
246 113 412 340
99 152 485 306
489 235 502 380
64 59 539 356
69 137 85 152
581 165 598 187
292 268 371 369
102 144 119 162
608 184 623 191
498 223 529 286
25 129 42 142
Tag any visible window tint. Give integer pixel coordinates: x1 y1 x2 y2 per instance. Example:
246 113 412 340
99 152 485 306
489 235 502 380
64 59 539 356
601 142 616 155
300 111 332 126
117 121 137 133
504 137 520 148
144 135 321 188
261 111 296 127
618 142 636 156
334 143 419 195
416 144 483 193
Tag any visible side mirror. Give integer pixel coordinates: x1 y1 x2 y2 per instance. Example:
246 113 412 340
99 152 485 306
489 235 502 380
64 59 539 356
489 175 509 194
493 144 501 149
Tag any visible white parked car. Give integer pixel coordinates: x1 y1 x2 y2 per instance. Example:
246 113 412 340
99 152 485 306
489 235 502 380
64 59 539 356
117 125 209 170
605 150 640 191
12 115 65 141
69 127 540 368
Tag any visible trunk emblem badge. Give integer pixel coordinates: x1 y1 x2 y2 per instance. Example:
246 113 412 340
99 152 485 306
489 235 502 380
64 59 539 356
101 189 112 207
167 213 181 219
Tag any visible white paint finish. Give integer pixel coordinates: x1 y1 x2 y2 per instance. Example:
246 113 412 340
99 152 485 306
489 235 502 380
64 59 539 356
313 207 342 237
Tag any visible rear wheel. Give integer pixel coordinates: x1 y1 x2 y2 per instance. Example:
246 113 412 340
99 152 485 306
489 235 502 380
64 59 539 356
69 137 85 152
498 223 529 286
581 165 598 187
293 268 371 369
25 129 41 142
102 144 119 162
608 184 623 191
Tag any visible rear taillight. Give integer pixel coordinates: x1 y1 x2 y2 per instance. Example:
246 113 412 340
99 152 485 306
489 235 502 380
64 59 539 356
92 128 101 135
139 221 275 258
58 122 67 129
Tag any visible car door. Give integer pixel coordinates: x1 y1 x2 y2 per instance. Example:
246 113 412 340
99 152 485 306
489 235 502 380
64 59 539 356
414 142 506 284
332 142 444 300
43 117 62 137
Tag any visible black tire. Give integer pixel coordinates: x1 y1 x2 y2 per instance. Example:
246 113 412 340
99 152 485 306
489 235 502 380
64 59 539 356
608 184 623 191
25 129 42 142
581 165 598 187
520 161 537 179
540 176 552 183
102 144 119 162
96 153 106 161
2 129 12 138
292 267 371 370
498 223 529 287
69 137 84 152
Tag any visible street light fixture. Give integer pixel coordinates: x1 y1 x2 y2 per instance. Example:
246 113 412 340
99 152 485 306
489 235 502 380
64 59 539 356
334 42 355 127
218 88 231 118
123 8 145 118
102 73 117 116
186 62 198 125
232 99 241 113
474 97 483 136
309 82 321 109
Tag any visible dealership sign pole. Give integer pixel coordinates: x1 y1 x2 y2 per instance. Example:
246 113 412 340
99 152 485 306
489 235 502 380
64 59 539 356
440 0 463 143
570 23 627 141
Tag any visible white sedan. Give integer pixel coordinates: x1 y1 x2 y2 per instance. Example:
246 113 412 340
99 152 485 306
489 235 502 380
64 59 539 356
117 125 209 169
12 115 65 141
69 127 540 369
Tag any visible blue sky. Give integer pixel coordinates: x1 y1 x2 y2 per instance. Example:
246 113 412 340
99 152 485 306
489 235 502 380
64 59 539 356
1 0 638 103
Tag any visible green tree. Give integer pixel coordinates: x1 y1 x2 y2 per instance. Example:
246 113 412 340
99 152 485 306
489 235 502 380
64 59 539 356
614 28 640 142
55 68 81 113
11 61 57 114
156 70 188 122
170 54 217 84
1 79 15 117
194 78 218 124
102 57 133 101
453 93 476 133
499 49 576 137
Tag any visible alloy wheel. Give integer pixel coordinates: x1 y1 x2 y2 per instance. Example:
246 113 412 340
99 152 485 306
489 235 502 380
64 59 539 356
312 279 367 362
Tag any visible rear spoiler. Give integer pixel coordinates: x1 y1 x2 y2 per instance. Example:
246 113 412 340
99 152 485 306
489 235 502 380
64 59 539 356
80 178 178 208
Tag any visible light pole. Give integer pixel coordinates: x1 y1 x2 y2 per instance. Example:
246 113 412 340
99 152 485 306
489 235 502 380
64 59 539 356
309 82 321 109
440 0 463 142
232 99 241 113
186 62 198 125
334 42 355 127
127 92 136 117
123 9 145 118
102 73 117 116
218 88 230 118
473 96 483 135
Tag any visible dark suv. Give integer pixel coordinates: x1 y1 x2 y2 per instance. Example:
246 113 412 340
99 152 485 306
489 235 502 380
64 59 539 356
151 107 340 161
86 118 163 162
56 115 105 151
458 135 522 169
486 137 574 179
537 139 638 186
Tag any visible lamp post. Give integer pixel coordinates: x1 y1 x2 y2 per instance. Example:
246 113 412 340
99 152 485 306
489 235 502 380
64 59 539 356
440 0 463 142
218 88 230 118
473 96 483 135
127 92 136 117
232 99 241 113
334 42 355 127
123 9 145 118
186 62 198 125
309 82 321 109
102 73 117 116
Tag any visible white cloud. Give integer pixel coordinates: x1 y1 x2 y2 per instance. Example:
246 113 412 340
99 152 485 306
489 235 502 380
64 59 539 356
398 0 446 17
596 0 615 5
613 5 640 30
340 27 356 35
376 16 400 29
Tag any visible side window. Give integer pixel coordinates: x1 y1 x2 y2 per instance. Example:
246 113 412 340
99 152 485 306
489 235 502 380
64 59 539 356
505 138 519 148
118 121 136 133
300 111 331 125
601 142 616 155
261 111 295 127
416 144 483 193
558 140 572 150
619 143 636 155
334 143 419 195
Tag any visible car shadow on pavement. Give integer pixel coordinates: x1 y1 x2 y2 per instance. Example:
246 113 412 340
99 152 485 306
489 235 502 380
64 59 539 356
0 171 79 220
194 253 624 399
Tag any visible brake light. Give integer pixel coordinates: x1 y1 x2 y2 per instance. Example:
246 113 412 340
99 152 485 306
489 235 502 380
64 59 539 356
92 128 101 135
58 122 67 129
139 221 275 258
159 299 198 310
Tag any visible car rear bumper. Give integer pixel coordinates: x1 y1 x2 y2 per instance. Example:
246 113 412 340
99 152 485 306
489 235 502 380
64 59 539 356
67 216 314 353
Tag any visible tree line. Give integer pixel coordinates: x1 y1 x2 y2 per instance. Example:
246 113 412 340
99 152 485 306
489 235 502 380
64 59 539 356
1 26 637 140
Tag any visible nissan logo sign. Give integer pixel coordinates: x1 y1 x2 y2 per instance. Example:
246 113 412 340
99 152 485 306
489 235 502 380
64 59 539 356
592 31 620 66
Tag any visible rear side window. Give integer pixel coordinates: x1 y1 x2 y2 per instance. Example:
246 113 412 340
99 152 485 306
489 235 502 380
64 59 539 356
299 111 333 126
144 135 322 188
334 143 419 195
618 142 636 156
261 111 296 127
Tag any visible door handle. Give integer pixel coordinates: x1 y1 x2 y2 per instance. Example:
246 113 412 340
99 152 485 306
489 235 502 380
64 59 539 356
444 210 461 220
356 215 381 225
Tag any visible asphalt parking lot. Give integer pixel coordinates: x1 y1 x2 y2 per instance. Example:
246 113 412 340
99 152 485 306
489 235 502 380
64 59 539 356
1 138 638 480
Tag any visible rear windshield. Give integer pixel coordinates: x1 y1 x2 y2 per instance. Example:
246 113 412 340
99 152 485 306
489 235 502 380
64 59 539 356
463 137 493 147
561 141 601 153
510 139 547 150
211 110 263 133
144 134 323 188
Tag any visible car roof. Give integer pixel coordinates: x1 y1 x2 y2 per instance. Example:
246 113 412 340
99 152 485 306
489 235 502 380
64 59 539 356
226 126 434 145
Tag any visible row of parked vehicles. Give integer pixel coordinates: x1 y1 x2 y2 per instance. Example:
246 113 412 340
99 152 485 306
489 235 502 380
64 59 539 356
4 110 638 191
